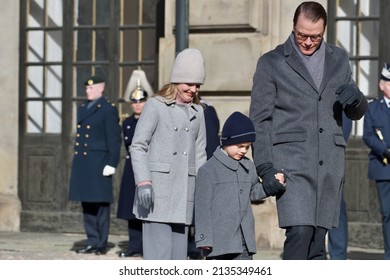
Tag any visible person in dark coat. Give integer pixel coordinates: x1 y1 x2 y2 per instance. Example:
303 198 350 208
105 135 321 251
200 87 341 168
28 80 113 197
68 75 121 255
116 70 152 258
363 62 390 260
249 2 367 260
195 112 284 259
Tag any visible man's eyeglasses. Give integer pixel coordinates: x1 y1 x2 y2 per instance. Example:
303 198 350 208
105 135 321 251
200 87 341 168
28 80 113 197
294 30 323 42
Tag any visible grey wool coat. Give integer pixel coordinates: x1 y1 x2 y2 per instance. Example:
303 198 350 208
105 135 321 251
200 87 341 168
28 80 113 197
249 38 367 229
194 148 267 257
130 96 207 224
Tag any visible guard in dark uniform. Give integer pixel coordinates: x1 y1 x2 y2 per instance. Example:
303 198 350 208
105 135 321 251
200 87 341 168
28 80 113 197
68 75 121 255
117 70 152 257
363 62 390 260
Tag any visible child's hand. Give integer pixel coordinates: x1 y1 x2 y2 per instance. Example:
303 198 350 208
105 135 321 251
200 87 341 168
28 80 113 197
275 172 286 186
200 246 211 250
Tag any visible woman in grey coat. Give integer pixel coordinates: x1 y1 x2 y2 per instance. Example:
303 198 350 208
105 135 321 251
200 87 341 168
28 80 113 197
130 48 207 260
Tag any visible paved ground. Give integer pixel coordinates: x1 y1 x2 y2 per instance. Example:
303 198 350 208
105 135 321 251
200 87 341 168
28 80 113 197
0 231 385 260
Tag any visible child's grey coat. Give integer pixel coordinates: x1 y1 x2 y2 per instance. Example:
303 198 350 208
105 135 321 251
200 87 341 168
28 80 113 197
194 147 267 257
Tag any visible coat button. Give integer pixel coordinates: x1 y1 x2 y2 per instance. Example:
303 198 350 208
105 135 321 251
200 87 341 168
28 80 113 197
86 125 90 129
200 234 204 239
84 143 88 147
126 155 130 159
319 128 323 133
174 127 178 131
76 133 80 137
127 126 131 129
74 151 78 155
77 124 81 128
184 128 189 132
173 151 177 155
183 152 187 156
83 152 87 156
85 134 89 138
75 142 79 146
319 160 324 165
240 189 243 194
124 136 128 140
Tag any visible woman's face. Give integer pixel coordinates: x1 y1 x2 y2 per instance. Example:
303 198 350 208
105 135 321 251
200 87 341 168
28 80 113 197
130 101 146 115
175 83 200 104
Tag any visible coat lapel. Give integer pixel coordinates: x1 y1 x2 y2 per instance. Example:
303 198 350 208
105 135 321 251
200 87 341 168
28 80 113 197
284 39 318 93
78 97 105 123
318 44 336 95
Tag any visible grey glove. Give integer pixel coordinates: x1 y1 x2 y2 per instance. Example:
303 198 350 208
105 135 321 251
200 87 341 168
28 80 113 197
257 163 286 197
335 84 361 107
137 184 154 209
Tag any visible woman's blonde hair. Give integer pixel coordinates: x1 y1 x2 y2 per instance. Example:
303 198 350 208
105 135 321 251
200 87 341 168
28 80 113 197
156 83 201 105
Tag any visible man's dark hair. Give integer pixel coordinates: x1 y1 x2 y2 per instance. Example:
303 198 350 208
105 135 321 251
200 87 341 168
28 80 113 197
293 1 327 28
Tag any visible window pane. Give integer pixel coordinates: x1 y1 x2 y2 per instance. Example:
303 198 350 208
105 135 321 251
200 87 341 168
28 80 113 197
28 0 45 27
360 0 380 16
27 66 44 98
359 21 379 56
121 30 138 61
123 0 138 25
76 0 93 26
46 101 62 133
95 29 110 61
75 30 93 61
142 29 156 61
337 20 357 56
27 101 43 133
358 60 379 98
27 31 44 62
47 0 63 27
46 65 62 98
47 31 63 62
96 0 110 25
337 0 356 17
143 0 158 24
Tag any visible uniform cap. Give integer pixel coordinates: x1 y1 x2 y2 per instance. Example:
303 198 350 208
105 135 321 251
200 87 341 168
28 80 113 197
381 62 390 81
84 75 105 85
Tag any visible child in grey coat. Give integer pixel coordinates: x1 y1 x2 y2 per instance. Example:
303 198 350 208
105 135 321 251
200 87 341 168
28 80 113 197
194 111 285 260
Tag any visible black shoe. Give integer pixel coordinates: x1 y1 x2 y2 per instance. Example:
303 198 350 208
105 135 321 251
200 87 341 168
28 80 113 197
118 250 142 258
95 248 107 255
76 245 97 254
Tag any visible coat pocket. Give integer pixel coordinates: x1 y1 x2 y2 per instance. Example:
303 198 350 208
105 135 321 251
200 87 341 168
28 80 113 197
334 134 346 147
148 162 171 173
273 132 306 145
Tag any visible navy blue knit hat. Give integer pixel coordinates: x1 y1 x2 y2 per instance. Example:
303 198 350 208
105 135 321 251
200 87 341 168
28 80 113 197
221 111 256 147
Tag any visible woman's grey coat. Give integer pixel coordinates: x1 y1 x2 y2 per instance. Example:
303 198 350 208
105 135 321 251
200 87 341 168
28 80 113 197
130 96 207 225
249 38 367 229
194 148 267 257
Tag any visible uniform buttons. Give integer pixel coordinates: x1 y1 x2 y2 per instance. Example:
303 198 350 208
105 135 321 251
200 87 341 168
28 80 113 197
74 151 78 155
77 124 81 128
86 125 91 129
124 136 128 140
83 152 88 156
319 160 324 165
319 128 323 133
84 143 88 147
184 128 189 132
174 127 178 131
76 133 80 138
75 142 79 146
85 134 89 138
126 155 130 159
183 152 187 156
127 126 131 129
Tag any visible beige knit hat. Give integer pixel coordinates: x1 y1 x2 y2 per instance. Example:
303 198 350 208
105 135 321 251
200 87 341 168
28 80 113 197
170 48 206 85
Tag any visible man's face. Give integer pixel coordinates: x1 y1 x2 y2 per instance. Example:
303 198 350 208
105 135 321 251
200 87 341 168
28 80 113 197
85 83 104 100
224 142 252 161
380 80 390 99
294 14 325 56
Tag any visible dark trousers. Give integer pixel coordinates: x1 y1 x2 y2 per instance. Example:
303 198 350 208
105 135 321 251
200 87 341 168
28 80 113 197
81 202 110 249
283 225 327 260
327 192 348 259
376 180 390 259
127 219 143 253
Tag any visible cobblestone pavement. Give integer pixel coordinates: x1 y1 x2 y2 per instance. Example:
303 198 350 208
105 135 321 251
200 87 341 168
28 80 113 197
0 231 384 260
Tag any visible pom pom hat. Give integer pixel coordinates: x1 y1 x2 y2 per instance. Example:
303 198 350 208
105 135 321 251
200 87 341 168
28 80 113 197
221 112 256 147
170 48 206 85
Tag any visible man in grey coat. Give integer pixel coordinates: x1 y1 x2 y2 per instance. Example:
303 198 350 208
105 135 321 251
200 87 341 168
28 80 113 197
249 1 367 260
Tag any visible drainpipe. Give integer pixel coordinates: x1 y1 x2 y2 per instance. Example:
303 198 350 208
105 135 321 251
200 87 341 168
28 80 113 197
175 0 189 55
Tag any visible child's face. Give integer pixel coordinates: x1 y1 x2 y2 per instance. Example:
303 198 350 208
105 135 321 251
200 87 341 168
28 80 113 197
224 142 252 160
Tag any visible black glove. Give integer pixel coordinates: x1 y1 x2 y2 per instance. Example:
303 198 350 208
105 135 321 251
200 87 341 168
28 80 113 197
137 184 154 209
257 163 286 197
383 150 390 160
335 84 361 107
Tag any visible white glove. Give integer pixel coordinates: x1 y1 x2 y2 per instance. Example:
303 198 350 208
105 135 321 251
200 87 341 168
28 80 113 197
102 165 116 176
